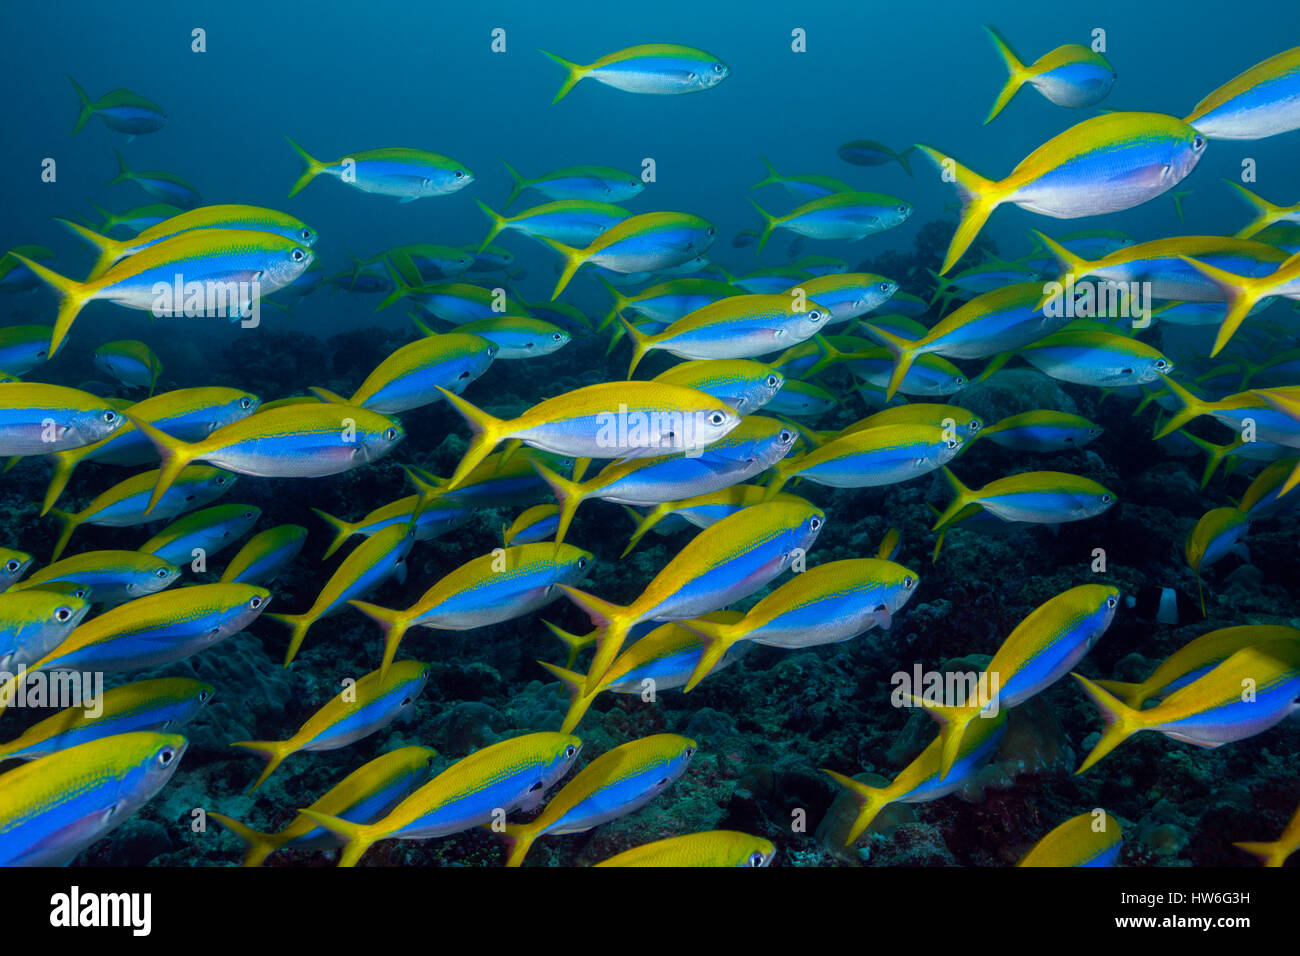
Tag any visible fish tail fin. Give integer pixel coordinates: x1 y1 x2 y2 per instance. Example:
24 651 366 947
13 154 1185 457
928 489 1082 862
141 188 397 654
1091 679 1146 708
915 144 1002 275
1177 255 1263 357
896 146 915 178
678 617 739 693
621 504 668 558
1225 180 1282 239
982 26 1027 122
230 739 294 793
1151 371 1214 438
310 507 356 560
749 199 778 252
40 451 81 517
931 466 976 534
540 659 597 734
822 769 893 845
67 75 94 135
594 275 628 332
540 619 594 669
348 601 413 680
121 412 203 516
1071 673 1147 774
285 137 326 198
530 461 586 546
536 236 585 300
1176 428 1235 488
54 217 127 281
46 507 83 562
436 387 507 490
498 823 541 868
1030 230 1091 290
500 158 528 208
540 49 586 104
907 695 982 780
265 612 313 667
617 315 656 378
1171 189 1192 223
10 254 92 356
1232 839 1291 868
864 323 923 400
374 259 418 312
753 154 782 189
207 811 279 868
475 200 508 252
295 810 379 867
108 147 133 186
558 586 631 694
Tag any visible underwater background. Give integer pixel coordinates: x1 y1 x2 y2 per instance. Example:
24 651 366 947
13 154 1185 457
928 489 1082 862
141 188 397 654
0 0 1298 867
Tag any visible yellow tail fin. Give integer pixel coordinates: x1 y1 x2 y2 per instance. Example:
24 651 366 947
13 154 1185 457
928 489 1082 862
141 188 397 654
558 585 632 695
265 611 315 667
285 137 326 198
915 145 1002 275
822 769 895 845
1226 180 1284 239
207 811 282 867
122 412 204 515
537 658 598 733
55 218 131 280
295 809 380 867
539 50 587 104
231 738 295 792
537 236 587 300
9 254 93 356
1177 255 1266 357
348 600 414 681
475 200 509 253
67 75 95 135
982 26 1028 123
678 617 739 693
618 315 658 378
749 199 779 253
530 461 587 547
311 508 357 560
436 387 508 491
1232 839 1292 868
1072 673 1148 774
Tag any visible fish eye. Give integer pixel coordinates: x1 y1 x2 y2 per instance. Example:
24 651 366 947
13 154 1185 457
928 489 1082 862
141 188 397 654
897 205 907 214
300 228 312 241
1192 134 1205 150
103 410 119 423
747 851 765 867
4 559 18 572
766 375 779 388
198 689 211 702
564 745 577 758
249 596 264 609
552 332 564 341
1101 494 1113 503
487 346 498 356
879 282 891 292
809 515 823 531
955 377 967 386
946 438 958 449
1106 595 1118 608
684 746 696 758
55 606 73 622
454 170 465 179
970 420 982 432
217 476 230 484
903 576 915 589
157 747 177 767
708 411 726 426
385 427 399 440
427 754 437 766
1155 359 1169 370
577 556 588 569
291 249 305 261
779 429 794 443
155 568 170 577
809 310 824 321
240 397 252 409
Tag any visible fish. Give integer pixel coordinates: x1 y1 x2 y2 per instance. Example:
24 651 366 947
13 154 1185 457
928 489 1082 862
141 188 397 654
12 228 314 354
824 708 1009 845
1184 45 1300 140
208 746 438 866
680 557 921 691
765 423 961 496
982 26 1115 122
1018 811 1123 866
296 732 583 866
232 660 430 792
595 830 775 866
40 386 260 516
541 44 729 103
500 161 644 207
67 76 165 136
125 403 405 514
498 734 697 866
219 524 309 586
0 584 271 714
0 383 126 457
309 332 497 413
0 732 186 866
436 380 741 490
1093 625 1300 708
541 212 717 299
1227 181 1300 239
88 202 185 235
914 584 1119 777
837 140 915 176
108 148 201 207
600 277 739 333
561 499 826 692
0 548 34 589
286 139 473 201
531 415 798 544
784 273 899 326
9 550 180 605
139 503 261 568
1010 329 1174 388
1234 798 1300 868
377 276 528 319
1180 249 1300 356
0 590 90 672
650 359 784 413
457 316 570 359
0 325 62 376
620 294 830 376
350 543 594 677
1073 640 1300 772
1185 506 1251 614
621 486 809 558
1239 457 1300 518
0 677 211 763
750 192 912 251
267 522 417 666
92 340 162 394
763 379 837 417
752 156 852 200
476 199 631 248
503 504 560 546
920 112 1207 274
977 410 1103 452
47 465 238 560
